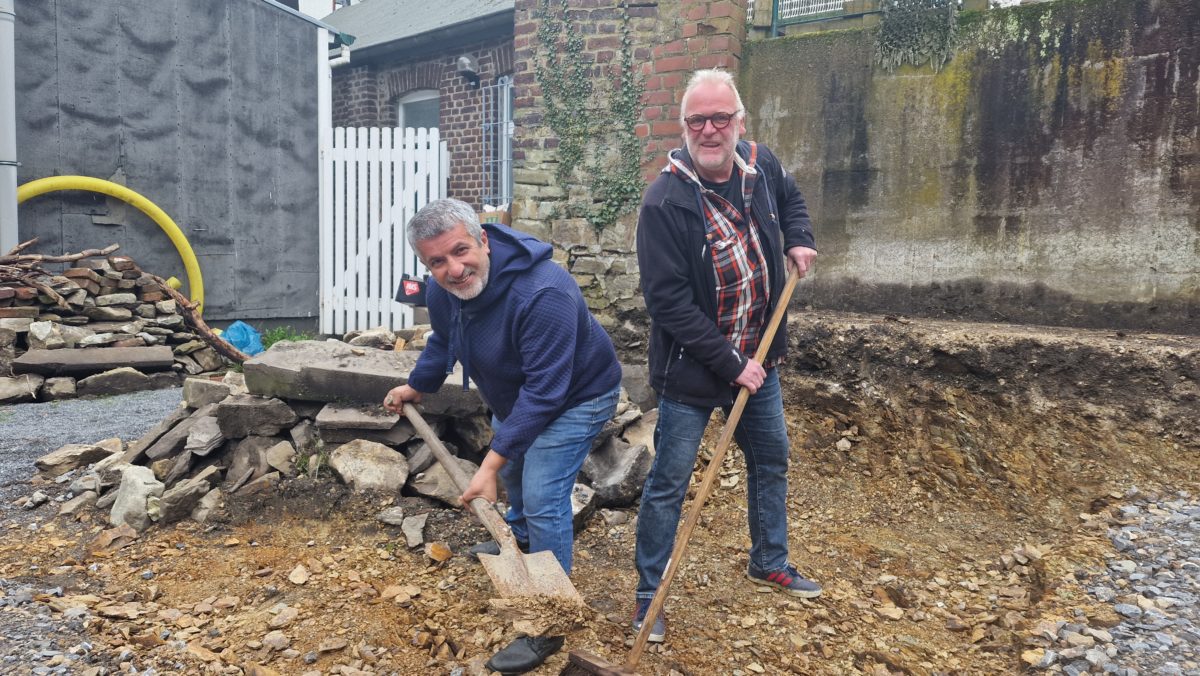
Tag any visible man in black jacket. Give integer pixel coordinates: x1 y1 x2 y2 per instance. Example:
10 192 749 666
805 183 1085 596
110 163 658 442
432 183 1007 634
632 69 822 643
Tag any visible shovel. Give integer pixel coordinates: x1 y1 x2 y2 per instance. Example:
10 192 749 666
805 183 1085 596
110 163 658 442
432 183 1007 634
403 403 583 605
567 268 802 676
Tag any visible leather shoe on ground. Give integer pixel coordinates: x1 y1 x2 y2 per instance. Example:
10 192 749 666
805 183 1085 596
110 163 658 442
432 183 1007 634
484 635 564 674
469 539 529 560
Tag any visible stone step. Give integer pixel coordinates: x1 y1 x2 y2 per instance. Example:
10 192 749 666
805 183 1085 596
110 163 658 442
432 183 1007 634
12 346 175 377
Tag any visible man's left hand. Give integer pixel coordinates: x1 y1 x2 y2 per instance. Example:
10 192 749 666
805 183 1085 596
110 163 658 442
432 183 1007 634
460 450 506 511
786 246 818 278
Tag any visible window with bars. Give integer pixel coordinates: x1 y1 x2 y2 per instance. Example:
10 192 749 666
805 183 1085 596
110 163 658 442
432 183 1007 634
481 75 514 208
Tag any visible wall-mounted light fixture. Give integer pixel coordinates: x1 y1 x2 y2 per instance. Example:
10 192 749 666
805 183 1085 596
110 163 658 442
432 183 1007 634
456 55 480 88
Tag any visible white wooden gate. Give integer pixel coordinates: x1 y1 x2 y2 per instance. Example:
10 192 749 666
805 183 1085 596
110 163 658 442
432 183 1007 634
320 127 446 334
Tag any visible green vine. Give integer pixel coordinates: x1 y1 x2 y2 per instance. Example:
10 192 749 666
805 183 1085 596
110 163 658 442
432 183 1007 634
875 0 959 72
533 0 645 232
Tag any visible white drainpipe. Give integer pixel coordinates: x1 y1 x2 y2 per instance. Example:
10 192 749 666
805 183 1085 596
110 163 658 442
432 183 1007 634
0 0 18 253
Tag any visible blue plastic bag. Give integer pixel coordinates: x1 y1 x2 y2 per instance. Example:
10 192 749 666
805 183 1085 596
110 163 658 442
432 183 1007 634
223 320 264 356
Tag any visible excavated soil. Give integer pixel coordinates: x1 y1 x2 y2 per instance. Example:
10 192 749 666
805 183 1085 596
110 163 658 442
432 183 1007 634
1 311 1198 675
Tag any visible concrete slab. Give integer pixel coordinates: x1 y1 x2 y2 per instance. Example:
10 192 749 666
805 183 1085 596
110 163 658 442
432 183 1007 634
243 340 484 414
12 346 175 377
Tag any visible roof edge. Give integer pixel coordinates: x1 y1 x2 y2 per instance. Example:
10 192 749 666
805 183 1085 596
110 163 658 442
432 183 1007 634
350 8 512 65
258 0 356 46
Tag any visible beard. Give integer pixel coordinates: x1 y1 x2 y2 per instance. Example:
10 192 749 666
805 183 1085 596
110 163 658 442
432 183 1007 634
685 130 740 180
444 263 490 301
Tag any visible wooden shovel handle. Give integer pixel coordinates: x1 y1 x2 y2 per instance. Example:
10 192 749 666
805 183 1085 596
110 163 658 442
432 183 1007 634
402 403 523 553
628 268 801 666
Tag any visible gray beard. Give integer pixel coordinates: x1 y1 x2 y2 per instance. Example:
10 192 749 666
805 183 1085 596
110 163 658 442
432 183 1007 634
446 269 489 301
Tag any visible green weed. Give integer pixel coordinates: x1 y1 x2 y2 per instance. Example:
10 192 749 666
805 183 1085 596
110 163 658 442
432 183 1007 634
260 326 314 351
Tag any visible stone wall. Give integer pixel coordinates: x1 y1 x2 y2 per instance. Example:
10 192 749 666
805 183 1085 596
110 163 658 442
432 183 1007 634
330 36 515 209
740 0 1199 333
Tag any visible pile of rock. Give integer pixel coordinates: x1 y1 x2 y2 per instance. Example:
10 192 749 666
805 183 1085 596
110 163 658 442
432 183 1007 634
1 254 227 403
33 339 655 542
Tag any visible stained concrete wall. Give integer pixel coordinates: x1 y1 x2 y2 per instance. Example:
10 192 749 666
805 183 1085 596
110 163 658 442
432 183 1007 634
14 0 321 325
741 0 1199 333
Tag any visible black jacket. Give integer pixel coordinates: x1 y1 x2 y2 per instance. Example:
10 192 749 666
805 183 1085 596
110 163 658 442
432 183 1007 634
636 141 815 408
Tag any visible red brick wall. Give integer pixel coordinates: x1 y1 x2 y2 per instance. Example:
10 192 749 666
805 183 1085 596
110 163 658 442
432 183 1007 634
634 0 749 181
330 34 515 209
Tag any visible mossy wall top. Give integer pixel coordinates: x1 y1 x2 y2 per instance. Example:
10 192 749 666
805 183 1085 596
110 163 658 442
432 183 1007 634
741 0 1198 333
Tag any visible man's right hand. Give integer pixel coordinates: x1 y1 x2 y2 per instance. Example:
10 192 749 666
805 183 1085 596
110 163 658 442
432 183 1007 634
382 384 421 414
733 358 766 394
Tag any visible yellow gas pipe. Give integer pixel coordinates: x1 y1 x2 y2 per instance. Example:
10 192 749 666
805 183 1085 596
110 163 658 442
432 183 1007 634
16 175 204 313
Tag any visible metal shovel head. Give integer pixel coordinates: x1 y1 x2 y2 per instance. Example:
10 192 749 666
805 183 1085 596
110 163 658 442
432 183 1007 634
478 548 583 604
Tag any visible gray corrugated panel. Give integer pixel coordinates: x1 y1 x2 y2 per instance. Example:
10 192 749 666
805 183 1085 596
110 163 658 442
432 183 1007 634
118 0 185 288
16 0 320 321
322 0 513 52
177 1 236 310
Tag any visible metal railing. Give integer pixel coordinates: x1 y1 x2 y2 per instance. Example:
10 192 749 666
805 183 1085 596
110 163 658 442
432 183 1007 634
777 0 850 26
779 0 848 22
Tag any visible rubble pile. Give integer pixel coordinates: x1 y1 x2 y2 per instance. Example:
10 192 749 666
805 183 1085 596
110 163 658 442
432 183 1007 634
29 340 655 544
1 242 227 403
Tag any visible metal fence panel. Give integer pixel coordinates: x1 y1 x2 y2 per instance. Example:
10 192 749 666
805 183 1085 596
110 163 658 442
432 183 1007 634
778 0 847 23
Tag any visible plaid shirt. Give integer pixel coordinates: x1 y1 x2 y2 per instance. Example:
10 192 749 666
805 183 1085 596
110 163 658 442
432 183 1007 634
666 143 776 366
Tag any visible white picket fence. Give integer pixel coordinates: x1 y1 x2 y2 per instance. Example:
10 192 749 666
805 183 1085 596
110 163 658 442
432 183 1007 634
319 127 446 334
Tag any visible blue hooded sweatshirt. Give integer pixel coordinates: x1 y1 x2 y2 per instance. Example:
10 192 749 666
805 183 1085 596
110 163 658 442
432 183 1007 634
406 223 622 461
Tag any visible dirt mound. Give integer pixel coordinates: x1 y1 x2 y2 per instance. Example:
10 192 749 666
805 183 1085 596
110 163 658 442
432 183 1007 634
2 312 1197 675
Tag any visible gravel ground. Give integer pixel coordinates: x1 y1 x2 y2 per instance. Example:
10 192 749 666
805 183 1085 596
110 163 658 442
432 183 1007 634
0 388 184 506
0 388 183 675
1025 490 1200 676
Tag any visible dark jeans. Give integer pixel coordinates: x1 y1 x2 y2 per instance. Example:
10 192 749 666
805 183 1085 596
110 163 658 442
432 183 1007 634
635 369 791 599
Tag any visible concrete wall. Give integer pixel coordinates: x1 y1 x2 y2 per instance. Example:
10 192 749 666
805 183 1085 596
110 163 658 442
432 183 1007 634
15 0 322 326
741 0 1199 333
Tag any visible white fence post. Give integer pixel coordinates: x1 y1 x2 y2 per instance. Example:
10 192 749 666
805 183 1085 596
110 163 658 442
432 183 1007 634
320 127 444 335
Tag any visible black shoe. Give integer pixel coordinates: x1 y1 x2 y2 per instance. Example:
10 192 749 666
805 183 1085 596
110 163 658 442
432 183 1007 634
469 539 529 560
484 635 564 674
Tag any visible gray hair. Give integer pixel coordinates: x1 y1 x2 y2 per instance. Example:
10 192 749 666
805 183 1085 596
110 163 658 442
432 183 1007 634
406 198 483 249
679 68 746 124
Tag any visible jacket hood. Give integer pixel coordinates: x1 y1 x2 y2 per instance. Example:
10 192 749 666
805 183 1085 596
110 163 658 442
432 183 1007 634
462 222 553 311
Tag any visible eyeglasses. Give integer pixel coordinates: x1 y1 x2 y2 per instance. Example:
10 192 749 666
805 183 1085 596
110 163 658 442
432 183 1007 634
683 111 741 132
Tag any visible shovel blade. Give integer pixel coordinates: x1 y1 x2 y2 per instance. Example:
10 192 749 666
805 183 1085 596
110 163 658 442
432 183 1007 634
478 549 583 604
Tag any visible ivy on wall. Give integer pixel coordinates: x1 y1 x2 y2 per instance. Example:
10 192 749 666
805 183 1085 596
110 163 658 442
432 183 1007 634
533 0 645 232
875 0 959 72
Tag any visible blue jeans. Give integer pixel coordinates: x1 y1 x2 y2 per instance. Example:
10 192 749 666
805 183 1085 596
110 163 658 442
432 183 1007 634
495 384 620 575
635 369 791 599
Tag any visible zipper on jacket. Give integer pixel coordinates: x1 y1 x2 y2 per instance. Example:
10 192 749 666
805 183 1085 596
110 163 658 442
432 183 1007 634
660 339 683 399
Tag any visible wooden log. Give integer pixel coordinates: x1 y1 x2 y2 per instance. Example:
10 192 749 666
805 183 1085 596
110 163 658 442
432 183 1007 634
148 275 250 364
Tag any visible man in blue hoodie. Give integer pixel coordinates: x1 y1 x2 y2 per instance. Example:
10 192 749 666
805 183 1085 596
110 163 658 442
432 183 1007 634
383 198 622 675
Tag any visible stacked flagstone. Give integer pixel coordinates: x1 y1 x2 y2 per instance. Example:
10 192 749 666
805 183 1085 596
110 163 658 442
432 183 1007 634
34 340 655 536
0 255 226 403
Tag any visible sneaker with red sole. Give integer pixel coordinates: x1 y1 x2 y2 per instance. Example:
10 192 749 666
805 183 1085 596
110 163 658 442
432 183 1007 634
747 564 823 598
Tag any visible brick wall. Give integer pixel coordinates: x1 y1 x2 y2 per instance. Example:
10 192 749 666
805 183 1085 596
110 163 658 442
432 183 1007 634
637 0 748 181
332 66 378 127
330 35 515 209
